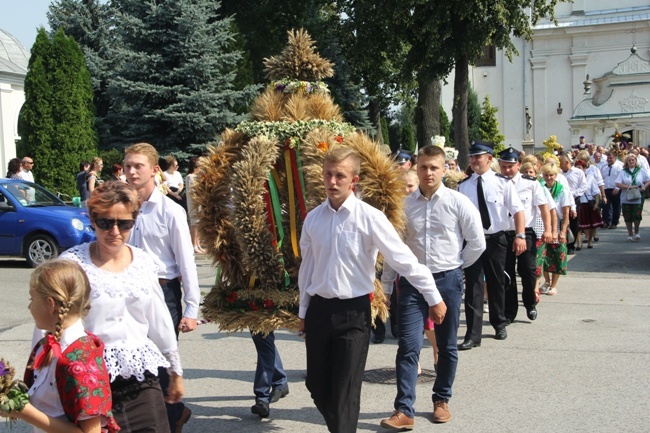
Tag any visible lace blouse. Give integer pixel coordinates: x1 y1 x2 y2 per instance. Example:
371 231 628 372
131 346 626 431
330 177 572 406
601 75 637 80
60 243 182 381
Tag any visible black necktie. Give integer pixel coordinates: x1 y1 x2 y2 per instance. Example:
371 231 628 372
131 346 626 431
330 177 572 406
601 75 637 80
477 176 491 230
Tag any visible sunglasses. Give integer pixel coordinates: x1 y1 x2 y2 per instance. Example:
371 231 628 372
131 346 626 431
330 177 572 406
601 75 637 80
94 218 136 231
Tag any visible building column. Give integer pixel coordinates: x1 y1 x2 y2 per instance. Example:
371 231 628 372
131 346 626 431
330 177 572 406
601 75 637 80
529 57 547 148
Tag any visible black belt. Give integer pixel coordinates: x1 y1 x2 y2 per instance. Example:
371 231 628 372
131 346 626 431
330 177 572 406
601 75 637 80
484 231 504 239
432 267 461 278
505 228 535 236
159 277 180 285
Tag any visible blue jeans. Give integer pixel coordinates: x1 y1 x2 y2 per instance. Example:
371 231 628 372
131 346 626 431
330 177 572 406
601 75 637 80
394 268 463 417
251 331 287 404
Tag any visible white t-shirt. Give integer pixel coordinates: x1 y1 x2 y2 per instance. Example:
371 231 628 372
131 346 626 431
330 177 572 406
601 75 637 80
164 170 184 189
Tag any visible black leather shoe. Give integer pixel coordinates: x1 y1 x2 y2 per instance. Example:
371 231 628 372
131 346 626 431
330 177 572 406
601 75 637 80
494 329 508 340
526 306 537 321
594 237 599 242
458 339 480 350
505 318 514 326
270 386 289 404
372 334 385 344
608 225 617 229
251 401 270 418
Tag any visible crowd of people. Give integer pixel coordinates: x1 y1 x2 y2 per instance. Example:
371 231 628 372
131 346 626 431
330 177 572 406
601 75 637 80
2 137 648 433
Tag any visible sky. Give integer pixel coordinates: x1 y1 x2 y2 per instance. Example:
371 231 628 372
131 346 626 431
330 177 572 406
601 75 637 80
0 0 51 49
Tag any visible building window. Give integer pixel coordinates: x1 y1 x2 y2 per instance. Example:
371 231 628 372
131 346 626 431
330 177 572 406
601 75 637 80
476 45 496 67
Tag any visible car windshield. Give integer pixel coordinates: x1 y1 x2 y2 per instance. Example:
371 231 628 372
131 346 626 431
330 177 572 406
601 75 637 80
1 181 66 207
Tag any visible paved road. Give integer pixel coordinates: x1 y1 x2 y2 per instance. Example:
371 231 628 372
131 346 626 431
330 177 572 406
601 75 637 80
1 207 650 432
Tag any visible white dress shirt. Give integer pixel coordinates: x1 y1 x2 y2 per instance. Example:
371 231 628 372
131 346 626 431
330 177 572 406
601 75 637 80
637 155 650 171
298 194 441 318
509 172 548 229
128 187 200 319
458 170 525 234
29 320 87 433
543 182 573 219
60 244 182 380
556 173 576 211
601 161 623 190
585 165 604 187
578 177 601 203
380 184 485 295
563 166 587 198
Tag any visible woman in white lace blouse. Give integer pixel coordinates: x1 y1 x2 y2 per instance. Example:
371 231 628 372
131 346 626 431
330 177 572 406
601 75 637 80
60 181 183 432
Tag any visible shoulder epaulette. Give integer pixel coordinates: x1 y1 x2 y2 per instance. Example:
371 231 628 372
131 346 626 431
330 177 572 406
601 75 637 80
521 175 537 181
458 176 471 184
495 173 510 180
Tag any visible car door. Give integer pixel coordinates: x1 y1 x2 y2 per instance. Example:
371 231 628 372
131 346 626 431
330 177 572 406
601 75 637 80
0 189 19 254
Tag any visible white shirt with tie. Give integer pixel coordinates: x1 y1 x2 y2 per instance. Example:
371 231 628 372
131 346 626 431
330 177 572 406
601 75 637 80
458 170 525 234
380 184 486 295
600 161 623 190
298 194 441 318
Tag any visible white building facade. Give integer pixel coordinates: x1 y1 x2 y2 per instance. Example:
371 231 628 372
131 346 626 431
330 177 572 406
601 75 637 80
0 28 28 174
443 1 650 152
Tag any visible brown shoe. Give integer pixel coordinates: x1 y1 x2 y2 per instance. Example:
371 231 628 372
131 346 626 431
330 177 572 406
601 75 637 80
433 400 451 423
176 406 192 433
380 410 414 430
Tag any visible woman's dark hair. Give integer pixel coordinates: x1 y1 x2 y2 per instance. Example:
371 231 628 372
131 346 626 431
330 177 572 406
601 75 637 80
112 163 123 174
6 158 21 177
187 157 200 175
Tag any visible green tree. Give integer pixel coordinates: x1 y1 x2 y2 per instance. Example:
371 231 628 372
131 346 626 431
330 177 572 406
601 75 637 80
380 117 391 148
19 28 98 196
467 87 482 143
107 0 259 156
440 105 451 145
48 0 117 147
480 95 506 154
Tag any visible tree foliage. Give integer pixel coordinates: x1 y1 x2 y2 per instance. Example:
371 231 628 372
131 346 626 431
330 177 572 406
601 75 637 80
19 28 98 196
480 95 506 154
48 0 117 147
440 105 451 145
106 0 259 156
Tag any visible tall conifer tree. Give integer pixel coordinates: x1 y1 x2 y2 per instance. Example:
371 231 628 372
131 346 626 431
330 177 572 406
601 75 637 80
19 28 97 196
108 0 259 155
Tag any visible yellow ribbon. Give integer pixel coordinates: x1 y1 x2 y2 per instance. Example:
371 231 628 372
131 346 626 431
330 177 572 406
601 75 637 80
284 148 300 257
248 275 256 289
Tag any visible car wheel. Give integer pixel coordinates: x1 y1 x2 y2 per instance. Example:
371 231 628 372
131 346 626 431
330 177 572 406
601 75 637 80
25 234 58 267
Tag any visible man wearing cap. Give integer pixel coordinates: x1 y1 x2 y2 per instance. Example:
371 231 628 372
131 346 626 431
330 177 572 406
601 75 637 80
396 149 413 171
457 141 526 349
498 147 552 323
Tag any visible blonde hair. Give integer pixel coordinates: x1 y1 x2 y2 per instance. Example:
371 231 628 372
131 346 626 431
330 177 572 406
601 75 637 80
90 157 103 172
541 163 560 175
324 147 361 176
520 162 536 175
87 180 140 220
125 142 159 168
624 153 638 169
403 170 419 183
30 260 91 366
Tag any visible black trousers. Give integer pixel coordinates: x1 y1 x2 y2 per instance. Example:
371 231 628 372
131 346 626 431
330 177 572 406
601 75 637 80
158 278 185 432
504 230 537 321
463 233 507 343
305 294 371 433
567 197 580 250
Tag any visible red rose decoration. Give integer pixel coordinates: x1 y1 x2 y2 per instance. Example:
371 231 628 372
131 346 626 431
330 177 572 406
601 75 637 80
317 142 329 152
335 135 343 143
81 373 99 388
69 361 85 376
368 293 374 301
263 299 274 310
248 300 260 311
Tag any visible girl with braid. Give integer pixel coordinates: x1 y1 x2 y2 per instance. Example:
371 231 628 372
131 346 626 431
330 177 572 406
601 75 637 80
3 260 118 433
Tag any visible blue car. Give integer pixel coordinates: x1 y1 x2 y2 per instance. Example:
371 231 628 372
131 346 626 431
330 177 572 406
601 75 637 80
0 179 95 267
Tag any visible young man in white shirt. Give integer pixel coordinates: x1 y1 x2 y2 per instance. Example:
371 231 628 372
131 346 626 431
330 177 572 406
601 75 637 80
17 156 35 182
379 145 485 429
458 141 526 348
123 142 199 433
601 152 624 229
298 146 446 433
559 155 587 254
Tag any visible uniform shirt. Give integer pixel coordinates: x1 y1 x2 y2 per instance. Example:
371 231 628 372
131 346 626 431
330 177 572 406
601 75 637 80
298 194 441 318
128 187 200 319
458 170 525 234
509 172 548 229
380 184 485 295
601 161 624 189
563 166 587 199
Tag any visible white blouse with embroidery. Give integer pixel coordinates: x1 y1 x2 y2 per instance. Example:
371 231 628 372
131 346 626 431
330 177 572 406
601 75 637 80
60 243 182 381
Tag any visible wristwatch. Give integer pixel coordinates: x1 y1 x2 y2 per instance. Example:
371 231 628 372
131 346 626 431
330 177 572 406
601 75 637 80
515 233 526 239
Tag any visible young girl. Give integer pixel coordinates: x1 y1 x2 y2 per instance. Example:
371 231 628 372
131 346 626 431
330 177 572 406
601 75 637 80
6 260 119 433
